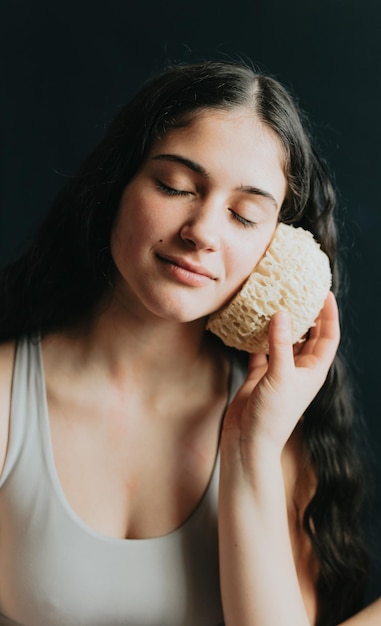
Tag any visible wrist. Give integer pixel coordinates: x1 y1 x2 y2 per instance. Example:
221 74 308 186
220 427 285 492
220 426 284 466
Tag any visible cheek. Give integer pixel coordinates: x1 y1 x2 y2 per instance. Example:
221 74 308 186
227 231 274 285
112 197 147 247
110 208 140 269
111 193 172 267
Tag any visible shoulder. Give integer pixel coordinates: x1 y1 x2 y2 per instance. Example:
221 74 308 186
0 341 16 477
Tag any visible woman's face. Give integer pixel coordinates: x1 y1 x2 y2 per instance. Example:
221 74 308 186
111 108 287 323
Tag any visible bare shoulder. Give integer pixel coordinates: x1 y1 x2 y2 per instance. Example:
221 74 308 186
0 341 16 477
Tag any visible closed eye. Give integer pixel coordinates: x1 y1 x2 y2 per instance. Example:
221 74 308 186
155 180 191 197
229 209 257 228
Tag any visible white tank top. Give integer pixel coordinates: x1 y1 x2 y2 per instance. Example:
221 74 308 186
0 335 246 626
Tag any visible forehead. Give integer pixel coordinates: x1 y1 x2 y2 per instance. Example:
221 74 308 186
148 108 287 204
152 108 285 165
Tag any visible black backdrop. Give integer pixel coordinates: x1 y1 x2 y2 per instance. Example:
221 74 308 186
1 0 381 603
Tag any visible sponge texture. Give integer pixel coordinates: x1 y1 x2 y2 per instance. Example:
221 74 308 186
206 223 332 353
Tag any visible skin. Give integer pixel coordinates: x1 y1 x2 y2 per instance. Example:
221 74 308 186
111 108 287 323
0 107 378 624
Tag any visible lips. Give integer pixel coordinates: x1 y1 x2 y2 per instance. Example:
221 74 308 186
156 253 217 282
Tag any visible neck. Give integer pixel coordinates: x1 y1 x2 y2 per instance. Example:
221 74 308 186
42 291 230 431
70 291 220 382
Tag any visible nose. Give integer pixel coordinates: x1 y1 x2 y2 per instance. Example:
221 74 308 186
180 202 221 251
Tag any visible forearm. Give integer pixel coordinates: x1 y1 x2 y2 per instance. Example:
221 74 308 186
218 432 311 626
217 296 342 625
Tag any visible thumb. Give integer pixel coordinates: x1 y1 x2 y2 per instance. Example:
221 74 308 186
266 311 294 382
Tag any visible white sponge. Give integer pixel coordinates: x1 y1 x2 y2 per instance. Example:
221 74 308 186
206 223 332 353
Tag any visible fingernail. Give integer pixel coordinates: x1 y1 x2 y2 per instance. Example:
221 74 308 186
276 311 291 327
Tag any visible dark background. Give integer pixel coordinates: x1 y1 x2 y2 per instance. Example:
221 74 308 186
1 0 381 605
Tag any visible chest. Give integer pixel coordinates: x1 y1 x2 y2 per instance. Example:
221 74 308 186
1 430 223 626
48 382 226 540
0 345 225 625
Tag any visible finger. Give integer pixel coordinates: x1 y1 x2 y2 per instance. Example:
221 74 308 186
310 291 340 361
296 292 340 368
266 311 295 382
245 351 268 385
293 339 306 356
248 351 268 371
296 321 319 357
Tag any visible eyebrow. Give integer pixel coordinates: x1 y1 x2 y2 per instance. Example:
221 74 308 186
151 153 278 209
237 185 278 209
152 153 208 177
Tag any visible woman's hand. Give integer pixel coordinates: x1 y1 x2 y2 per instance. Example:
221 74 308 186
222 291 340 455
218 292 340 626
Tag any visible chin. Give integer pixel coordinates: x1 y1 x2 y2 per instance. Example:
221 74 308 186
161 308 209 324
139 286 226 325
151 300 213 324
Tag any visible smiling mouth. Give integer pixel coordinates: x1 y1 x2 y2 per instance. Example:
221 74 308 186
156 254 217 286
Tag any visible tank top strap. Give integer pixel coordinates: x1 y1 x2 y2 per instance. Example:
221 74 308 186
0 335 44 487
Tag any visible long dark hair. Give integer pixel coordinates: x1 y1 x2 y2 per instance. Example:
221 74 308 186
0 60 368 624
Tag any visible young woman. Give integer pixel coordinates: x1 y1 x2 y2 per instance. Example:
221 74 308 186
0 61 369 625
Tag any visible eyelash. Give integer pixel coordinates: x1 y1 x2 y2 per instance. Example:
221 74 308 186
229 210 257 229
156 181 190 197
156 180 257 228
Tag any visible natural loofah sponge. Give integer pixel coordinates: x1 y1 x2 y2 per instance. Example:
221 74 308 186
206 223 332 353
